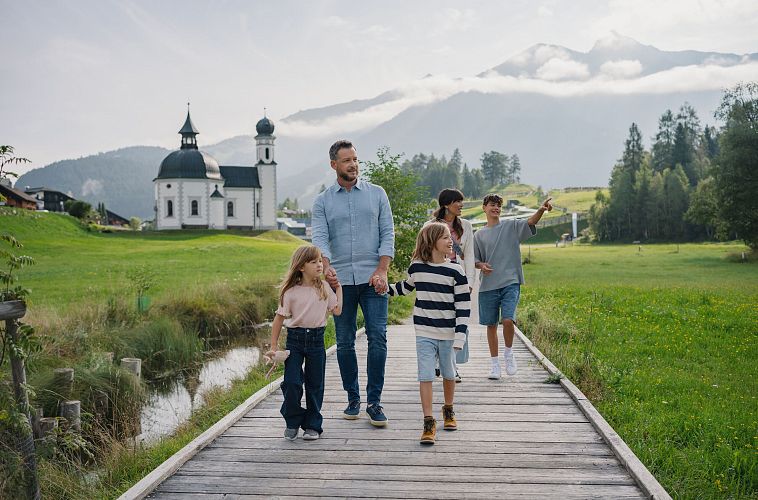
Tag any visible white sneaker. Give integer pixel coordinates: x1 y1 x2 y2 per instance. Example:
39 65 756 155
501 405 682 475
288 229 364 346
504 351 518 376
488 363 501 380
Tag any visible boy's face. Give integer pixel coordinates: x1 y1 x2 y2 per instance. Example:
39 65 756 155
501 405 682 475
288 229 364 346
483 201 502 218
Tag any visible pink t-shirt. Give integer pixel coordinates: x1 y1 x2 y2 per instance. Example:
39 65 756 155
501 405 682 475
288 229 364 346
276 281 338 328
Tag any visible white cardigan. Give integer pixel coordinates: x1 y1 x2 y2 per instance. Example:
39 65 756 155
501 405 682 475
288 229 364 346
424 217 475 288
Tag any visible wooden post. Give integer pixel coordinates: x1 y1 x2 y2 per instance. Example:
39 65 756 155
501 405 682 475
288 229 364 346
2 300 41 500
32 407 43 440
39 417 58 437
60 400 81 432
121 357 142 379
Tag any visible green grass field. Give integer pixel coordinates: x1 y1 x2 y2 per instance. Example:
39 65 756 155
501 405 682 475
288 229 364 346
1 208 302 313
519 242 757 499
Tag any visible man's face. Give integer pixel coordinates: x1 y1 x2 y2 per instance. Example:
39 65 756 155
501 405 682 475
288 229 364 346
483 201 502 217
331 147 359 183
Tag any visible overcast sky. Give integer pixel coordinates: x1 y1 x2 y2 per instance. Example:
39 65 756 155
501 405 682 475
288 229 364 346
2 0 757 175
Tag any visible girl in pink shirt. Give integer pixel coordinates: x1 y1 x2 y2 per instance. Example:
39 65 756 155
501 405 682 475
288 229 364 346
268 245 342 441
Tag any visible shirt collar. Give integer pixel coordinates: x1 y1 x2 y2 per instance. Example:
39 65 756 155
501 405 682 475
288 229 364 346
335 178 365 192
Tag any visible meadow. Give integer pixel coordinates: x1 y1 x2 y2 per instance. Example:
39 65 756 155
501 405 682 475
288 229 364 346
519 242 757 499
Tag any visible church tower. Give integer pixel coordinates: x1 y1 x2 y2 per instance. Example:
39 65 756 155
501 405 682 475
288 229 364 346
254 112 277 229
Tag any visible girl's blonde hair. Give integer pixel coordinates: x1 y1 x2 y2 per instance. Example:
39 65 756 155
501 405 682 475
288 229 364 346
412 222 450 263
279 245 327 305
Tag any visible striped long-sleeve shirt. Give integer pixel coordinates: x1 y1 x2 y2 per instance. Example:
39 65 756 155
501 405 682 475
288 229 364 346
387 260 470 348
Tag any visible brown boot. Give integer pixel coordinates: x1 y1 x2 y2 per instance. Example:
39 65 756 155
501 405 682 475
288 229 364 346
442 404 457 430
420 416 436 445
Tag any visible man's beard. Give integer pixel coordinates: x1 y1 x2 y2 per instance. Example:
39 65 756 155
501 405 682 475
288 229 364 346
339 171 356 182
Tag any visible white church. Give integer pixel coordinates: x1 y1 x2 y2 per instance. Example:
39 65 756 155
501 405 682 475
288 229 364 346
154 109 277 230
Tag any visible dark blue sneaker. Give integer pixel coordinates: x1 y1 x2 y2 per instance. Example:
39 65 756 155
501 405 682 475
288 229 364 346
366 404 388 427
343 400 361 420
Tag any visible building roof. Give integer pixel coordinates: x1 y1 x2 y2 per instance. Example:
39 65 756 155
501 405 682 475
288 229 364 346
156 149 222 180
210 186 225 198
106 209 129 224
24 187 74 199
179 110 199 135
0 184 37 203
255 116 275 136
219 166 261 188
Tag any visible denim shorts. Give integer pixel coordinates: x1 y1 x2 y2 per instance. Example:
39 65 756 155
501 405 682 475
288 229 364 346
479 283 521 325
416 336 456 382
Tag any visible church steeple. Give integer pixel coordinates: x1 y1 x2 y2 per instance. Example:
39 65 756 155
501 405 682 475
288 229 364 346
179 103 199 150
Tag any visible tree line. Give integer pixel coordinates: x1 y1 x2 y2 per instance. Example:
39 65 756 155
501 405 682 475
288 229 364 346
400 148 521 200
589 82 757 249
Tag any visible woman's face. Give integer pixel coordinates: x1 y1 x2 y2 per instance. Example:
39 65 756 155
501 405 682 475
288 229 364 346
444 198 463 217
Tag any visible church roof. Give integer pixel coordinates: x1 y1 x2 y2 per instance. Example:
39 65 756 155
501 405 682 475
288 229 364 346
219 166 261 188
179 111 199 135
255 116 274 136
156 149 222 180
210 186 224 198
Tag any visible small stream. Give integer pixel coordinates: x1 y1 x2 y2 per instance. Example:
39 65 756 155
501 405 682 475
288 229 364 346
137 344 263 443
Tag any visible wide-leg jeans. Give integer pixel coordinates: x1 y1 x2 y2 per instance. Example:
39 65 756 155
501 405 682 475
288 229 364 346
280 327 326 433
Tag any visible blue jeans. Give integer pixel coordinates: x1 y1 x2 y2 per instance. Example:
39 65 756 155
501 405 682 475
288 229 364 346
280 327 326 433
333 284 388 405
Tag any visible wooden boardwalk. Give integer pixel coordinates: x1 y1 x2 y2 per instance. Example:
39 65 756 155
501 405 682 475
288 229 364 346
134 313 670 498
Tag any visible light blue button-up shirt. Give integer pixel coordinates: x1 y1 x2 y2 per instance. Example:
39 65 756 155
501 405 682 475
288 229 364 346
311 178 395 285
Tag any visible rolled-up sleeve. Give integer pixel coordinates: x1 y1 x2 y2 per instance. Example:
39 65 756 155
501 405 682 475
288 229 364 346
311 194 331 261
376 187 395 259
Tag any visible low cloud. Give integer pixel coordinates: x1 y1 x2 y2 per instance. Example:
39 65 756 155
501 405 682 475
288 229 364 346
599 59 643 78
81 178 103 196
536 58 590 80
279 61 758 138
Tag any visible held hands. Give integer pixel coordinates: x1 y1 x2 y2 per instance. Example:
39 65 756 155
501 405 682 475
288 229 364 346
480 262 494 275
324 266 340 289
370 270 388 294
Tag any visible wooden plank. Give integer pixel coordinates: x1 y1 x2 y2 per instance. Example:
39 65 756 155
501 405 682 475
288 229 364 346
204 436 614 455
152 476 646 499
175 461 637 485
194 447 619 468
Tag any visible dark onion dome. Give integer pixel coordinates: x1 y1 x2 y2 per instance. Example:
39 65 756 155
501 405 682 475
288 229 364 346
156 149 222 180
255 116 275 136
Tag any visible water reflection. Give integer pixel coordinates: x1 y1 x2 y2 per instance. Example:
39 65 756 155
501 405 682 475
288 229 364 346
138 346 261 442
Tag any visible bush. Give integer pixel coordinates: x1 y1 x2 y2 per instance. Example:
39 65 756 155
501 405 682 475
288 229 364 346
64 200 92 220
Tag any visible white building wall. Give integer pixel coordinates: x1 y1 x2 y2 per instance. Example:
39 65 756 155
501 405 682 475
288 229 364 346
256 164 277 229
209 198 225 229
225 188 255 228
181 180 211 227
156 180 181 230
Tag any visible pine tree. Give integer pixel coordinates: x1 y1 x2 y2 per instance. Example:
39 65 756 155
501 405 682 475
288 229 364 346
652 110 676 172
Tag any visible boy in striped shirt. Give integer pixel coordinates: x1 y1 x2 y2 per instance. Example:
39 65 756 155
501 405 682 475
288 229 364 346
387 222 470 444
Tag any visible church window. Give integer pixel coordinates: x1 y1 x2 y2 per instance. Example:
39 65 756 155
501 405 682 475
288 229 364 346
167 200 173 217
191 200 199 216
265 148 270 160
256 202 260 217
227 201 234 217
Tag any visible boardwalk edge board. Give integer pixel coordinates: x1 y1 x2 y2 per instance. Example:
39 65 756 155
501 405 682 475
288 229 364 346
117 328 364 500
514 326 672 500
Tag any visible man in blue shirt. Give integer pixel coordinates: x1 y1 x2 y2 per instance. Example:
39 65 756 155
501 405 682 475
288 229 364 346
311 140 395 427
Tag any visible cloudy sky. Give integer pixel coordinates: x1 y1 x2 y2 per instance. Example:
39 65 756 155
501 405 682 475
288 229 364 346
2 0 757 175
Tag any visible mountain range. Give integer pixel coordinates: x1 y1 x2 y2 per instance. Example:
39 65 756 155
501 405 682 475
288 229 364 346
16 33 758 219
